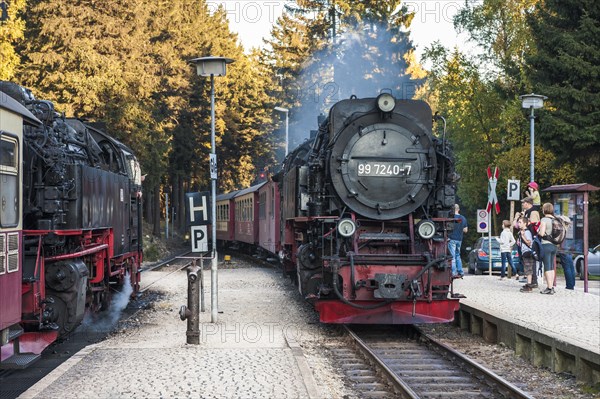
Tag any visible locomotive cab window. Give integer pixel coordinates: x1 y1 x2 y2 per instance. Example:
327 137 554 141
0 134 20 228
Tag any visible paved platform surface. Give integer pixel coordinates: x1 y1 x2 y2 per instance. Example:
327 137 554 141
452 273 600 354
17 267 331 399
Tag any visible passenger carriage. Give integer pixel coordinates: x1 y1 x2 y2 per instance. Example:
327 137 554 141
216 191 238 243
233 183 265 248
257 180 280 256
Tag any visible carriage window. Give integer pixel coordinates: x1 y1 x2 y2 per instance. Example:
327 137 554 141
0 138 16 169
0 134 19 227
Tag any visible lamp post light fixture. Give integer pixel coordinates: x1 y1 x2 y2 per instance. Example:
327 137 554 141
519 93 547 183
189 56 234 323
274 106 289 156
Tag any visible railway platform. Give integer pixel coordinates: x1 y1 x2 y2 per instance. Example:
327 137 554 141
16 265 336 399
452 274 600 384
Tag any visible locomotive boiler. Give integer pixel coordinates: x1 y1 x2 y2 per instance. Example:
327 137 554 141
279 93 460 323
0 82 142 368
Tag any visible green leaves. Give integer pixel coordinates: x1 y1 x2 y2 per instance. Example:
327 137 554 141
525 0 600 185
0 0 26 80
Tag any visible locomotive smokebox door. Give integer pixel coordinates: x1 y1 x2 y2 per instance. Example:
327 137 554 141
328 98 436 220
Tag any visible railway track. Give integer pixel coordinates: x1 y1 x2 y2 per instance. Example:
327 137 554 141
344 325 534 399
139 250 194 293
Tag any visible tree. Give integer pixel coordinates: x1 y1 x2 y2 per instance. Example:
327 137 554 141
0 0 27 80
18 0 171 235
526 0 600 186
454 0 539 87
16 0 277 235
263 1 425 150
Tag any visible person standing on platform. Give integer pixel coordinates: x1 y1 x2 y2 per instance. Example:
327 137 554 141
513 198 535 282
516 216 535 293
557 251 576 290
448 204 468 278
526 182 541 213
528 210 541 288
499 220 516 280
539 202 558 294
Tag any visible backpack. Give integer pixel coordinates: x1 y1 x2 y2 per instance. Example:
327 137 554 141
519 231 544 262
544 215 571 245
531 236 544 262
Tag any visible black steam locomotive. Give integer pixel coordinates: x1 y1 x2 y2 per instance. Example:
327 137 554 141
0 81 142 368
279 93 460 323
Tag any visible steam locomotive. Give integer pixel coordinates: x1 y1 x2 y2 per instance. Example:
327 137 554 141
218 93 461 324
0 82 143 368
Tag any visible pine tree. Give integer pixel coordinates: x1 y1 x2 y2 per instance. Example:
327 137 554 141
527 0 600 184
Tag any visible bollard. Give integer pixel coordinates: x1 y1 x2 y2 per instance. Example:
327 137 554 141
179 260 201 344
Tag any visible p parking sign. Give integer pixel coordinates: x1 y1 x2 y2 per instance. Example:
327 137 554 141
507 179 520 201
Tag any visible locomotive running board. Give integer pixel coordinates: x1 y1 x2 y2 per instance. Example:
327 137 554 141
0 330 58 369
0 351 41 369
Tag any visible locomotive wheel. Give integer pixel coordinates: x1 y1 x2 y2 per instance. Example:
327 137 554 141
44 291 82 336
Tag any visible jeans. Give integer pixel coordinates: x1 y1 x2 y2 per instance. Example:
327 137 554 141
557 252 576 289
448 239 464 276
500 252 515 278
516 258 524 275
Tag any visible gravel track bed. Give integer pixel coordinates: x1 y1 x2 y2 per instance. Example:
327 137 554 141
418 323 599 398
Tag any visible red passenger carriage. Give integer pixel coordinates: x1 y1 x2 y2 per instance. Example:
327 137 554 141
233 183 264 248
216 191 237 243
258 180 280 255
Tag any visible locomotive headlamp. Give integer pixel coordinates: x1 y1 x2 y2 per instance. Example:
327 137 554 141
338 218 357 237
416 220 436 240
376 93 396 113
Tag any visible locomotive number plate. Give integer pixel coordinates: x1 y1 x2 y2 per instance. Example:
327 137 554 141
357 162 411 177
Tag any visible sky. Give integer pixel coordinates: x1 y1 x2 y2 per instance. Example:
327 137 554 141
206 0 471 61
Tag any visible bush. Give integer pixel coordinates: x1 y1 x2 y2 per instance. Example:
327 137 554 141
144 243 161 262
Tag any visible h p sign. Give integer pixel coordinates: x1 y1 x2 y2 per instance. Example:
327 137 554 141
191 226 208 252
185 192 210 226
507 180 520 201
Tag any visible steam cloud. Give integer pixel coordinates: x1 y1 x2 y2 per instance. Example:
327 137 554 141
81 272 133 333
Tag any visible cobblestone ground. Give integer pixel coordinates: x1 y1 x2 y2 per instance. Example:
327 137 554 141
24 261 351 399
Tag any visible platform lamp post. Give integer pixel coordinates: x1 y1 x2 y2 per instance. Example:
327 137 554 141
274 106 289 156
189 56 234 323
519 93 547 183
